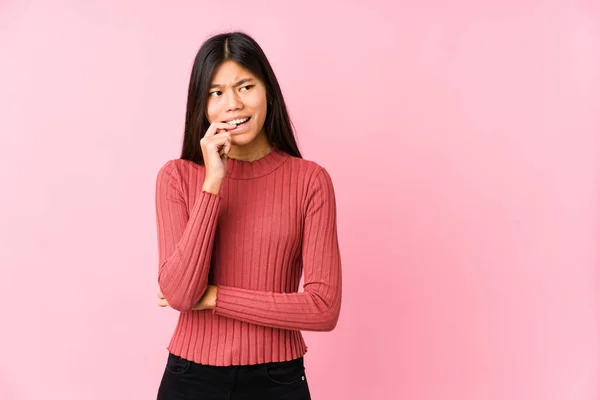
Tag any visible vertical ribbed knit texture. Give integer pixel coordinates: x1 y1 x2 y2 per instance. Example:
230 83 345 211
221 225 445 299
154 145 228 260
155 149 342 366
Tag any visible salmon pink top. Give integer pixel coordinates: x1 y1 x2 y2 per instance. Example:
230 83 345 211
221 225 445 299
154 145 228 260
155 148 342 366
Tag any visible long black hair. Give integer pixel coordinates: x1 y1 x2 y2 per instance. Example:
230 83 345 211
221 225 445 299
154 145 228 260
180 31 302 164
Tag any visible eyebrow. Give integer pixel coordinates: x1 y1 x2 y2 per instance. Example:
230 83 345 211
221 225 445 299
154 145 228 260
210 78 254 89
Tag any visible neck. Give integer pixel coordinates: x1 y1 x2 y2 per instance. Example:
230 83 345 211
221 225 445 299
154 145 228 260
228 132 273 162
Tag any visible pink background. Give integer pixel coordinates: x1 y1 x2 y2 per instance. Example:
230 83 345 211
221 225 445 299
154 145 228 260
1 1 599 399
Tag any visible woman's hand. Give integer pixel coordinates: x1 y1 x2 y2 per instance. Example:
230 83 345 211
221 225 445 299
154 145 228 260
191 285 218 311
157 289 168 307
157 285 217 311
200 122 237 191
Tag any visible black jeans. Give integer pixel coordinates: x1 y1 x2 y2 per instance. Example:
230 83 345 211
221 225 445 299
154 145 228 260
157 353 311 400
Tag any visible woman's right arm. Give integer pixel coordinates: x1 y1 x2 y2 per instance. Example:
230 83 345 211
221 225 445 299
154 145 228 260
155 161 222 312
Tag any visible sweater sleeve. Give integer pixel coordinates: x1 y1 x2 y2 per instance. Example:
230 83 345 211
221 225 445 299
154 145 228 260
155 161 221 312
212 167 342 332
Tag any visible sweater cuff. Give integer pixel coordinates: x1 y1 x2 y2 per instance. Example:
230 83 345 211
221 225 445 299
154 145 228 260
212 285 232 316
212 285 260 318
201 189 222 198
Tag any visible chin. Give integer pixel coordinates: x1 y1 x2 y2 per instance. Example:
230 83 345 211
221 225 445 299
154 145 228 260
231 132 259 146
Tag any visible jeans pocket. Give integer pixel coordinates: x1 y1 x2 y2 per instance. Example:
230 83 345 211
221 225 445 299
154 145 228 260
262 358 306 385
165 353 191 375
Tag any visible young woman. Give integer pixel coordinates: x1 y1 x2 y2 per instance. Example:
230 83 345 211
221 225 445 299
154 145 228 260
154 31 342 400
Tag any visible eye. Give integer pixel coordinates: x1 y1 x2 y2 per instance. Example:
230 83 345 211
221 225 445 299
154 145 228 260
240 85 254 92
209 91 222 97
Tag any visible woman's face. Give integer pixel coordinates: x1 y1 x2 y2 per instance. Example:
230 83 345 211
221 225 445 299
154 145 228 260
205 60 268 146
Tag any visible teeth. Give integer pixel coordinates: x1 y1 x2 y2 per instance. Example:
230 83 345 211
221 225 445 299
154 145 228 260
227 117 249 125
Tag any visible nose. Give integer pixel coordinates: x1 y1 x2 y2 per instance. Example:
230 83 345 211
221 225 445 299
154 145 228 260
224 89 243 111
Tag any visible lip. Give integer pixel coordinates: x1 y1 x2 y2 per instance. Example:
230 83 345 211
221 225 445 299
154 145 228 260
222 116 251 124
228 117 251 133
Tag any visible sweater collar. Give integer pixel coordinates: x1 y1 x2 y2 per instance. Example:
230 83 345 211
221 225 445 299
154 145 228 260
225 147 290 180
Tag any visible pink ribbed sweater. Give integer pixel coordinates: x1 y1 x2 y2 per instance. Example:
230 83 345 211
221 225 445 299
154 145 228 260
155 148 342 366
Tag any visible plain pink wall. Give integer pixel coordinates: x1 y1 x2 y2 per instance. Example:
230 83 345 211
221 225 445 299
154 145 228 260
1 1 599 399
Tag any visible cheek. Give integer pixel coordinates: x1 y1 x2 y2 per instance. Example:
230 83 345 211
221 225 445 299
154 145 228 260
248 94 267 118
206 100 220 122
245 86 267 110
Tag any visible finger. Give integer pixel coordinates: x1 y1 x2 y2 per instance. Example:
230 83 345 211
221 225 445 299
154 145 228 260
157 291 164 299
205 122 237 138
218 134 231 152
215 127 235 137
158 298 169 307
212 133 231 152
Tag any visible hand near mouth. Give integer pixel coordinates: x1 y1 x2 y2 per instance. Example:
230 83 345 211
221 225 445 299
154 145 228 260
200 121 237 194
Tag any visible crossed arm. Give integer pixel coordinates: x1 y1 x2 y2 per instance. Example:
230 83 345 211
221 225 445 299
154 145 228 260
157 285 217 311
156 164 342 330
